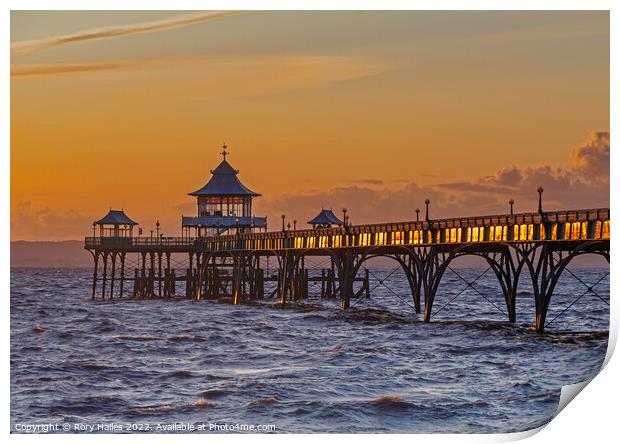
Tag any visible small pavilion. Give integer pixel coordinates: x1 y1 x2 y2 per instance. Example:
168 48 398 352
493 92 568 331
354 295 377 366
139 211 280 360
182 145 267 236
307 208 343 229
94 209 138 237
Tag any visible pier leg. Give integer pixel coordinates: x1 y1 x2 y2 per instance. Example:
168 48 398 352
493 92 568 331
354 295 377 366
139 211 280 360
101 252 108 301
149 253 155 298
165 253 171 298
91 252 99 300
133 268 139 298
338 252 354 309
141 252 146 276
278 251 293 305
232 254 243 305
119 253 126 298
110 252 117 299
158 252 162 298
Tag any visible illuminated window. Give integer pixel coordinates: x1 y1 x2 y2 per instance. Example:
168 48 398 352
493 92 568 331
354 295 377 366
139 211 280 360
539 224 546 240
393 231 403 245
332 235 341 247
375 232 387 246
472 227 479 242
449 228 457 243
360 233 370 246
412 230 420 244
563 223 571 240
581 222 588 239
602 221 610 239
571 222 581 240
550 224 557 240
593 221 602 239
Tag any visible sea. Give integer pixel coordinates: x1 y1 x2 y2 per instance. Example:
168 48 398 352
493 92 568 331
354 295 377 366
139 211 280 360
10 266 609 434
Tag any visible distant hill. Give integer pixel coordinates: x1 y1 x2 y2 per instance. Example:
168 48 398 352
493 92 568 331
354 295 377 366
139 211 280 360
11 240 92 268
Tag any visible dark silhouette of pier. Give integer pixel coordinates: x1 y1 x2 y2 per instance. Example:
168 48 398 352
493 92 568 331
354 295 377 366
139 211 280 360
85 206 609 333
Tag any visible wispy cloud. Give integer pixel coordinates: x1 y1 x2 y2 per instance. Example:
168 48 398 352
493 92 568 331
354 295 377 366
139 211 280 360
11 11 246 56
11 62 143 78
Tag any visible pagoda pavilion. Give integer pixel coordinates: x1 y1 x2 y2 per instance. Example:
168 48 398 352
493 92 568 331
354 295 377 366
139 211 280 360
307 208 343 229
182 145 267 236
93 209 138 238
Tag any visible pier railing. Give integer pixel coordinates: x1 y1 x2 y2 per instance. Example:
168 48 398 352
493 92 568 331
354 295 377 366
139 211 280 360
85 236 197 249
84 208 609 252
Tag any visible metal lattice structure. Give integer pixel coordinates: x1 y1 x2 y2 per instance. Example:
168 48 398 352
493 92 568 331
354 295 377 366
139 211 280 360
85 207 609 333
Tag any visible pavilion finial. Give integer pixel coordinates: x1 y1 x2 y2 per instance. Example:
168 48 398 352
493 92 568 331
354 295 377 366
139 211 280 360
220 143 229 160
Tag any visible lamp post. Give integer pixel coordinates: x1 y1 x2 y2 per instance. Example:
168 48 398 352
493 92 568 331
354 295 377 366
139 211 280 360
342 208 348 227
156 220 160 238
287 222 291 231
537 187 544 213
509 199 514 215
425 199 431 221
92 221 96 238
415 208 420 222
281 214 286 232
293 220 297 231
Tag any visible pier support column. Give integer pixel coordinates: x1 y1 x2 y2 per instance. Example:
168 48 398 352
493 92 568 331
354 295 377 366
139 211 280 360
101 252 108 301
119 252 126 299
483 247 522 323
278 251 294 305
232 253 245 305
415 247 450 323
91 252 99 300
157 252 163 298
110 252 117 299
338 251 354 309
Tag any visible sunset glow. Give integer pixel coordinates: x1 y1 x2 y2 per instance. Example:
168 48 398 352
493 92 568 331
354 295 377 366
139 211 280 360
10 11 609 240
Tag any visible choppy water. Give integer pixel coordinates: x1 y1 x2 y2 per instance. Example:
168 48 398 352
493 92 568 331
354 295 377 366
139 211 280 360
11 267 609 433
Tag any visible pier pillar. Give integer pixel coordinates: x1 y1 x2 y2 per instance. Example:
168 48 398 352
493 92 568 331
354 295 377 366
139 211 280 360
91 252 99 300
101 252 108 301
133 268 139 298
338 251 354 309
119 252 126 298
157 252 162 298
141 252 147 276
110 252 117 299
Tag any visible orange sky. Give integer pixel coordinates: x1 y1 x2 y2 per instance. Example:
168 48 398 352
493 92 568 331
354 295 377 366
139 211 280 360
10 11 610 240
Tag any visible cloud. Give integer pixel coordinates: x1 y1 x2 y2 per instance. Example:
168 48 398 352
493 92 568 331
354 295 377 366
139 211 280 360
345 178 384 186
259 132 609 228
11 11 246 56
11 62 144 78
570 131 610 184
11 202 94 241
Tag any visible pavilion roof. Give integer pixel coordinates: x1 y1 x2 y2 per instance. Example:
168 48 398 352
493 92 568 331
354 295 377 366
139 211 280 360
189 159 260 197
307 209 343 226
95 209 138 226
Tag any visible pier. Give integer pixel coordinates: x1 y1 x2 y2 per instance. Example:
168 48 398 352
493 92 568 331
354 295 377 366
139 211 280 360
84 149 610 333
